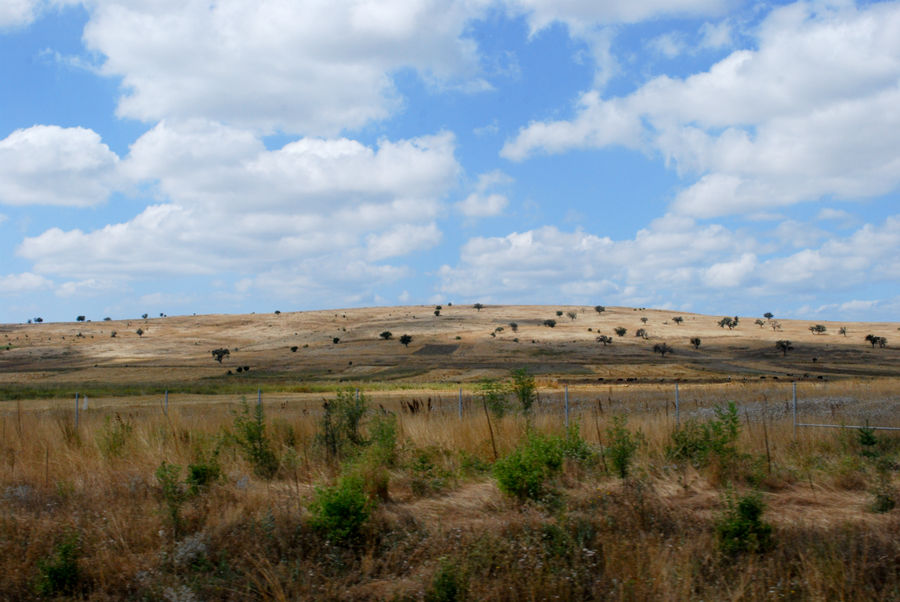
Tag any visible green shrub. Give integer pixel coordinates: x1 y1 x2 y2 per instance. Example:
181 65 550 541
317 388 368 459
156 461 189 537
715 491 773 555
493 433 564 501
308 474 373 545
97 413 133 458
426 556 468 602
186 452 222 496
409 446 453 496
35 530 82 597
480 379 510 419
561 422 595 463
367 411 398 466
231 399 279 479
667 402 740 466
858 425 879 458
510 368 536 414
871 457 897 513
605 415 641 478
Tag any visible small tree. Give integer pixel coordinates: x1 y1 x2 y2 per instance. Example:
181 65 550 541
76 315 85 322
839 326 847 336
635 328 648 339
556 310 563 317
434 309 440 317
755 319 765 328
136 328 144 338
400 334 413 347
594 305 605 314
543 319 556 328
379 331 393 340
690 337 701 349
35 317 44 323
810 324 827 335
672 316 683 325
640 317 648 324
597 335 613 346
508 322 518 332
653 342 673 357
511 368 536 414
332 337 340 344
718 316 738 330
566 311 577 321
771 320 782 331
473 303 484 312
763 312 774 320
865 334 887 348
211 348 230 363
614 327 627 337
141 313 148 319
775 340 793 356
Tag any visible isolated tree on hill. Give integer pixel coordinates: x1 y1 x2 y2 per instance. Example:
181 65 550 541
839 326 847 336
775 340 793 356
672 316 683 325
566 311 577 321
211 348 230 363
34 317 43 323
434 309 440 317
865 334 887 348
597 335 613 346
400 334 413 347
755 319 766 328
76 315 85 322
142 313 148 319
332 337 340 344
690 337 701 349
771 320 782 332
810 324 827 335
473 303 484 311
543 319 556 328
556 310 563 317
635 328 648 339
594 305 605 314
136 328 144 338
764 312 774 320
653 343 673 357
640 317 648 324
614 327 627 337
290 346 298 352
379 331 393 340
718 316 738 330
508 322 518 332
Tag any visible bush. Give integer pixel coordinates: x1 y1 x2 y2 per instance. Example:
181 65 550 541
308 474 373 545
510 368 536 414
493 433 564 502
715 491 773 555
543 319 557 328
231 400 279 479
317 388 368 459
426 556 468 602
35 530 82 597
614 327 627 337
605 415 641 478
667 402 740 466
156 461 189 537
480 379 509 419
97 413 133 458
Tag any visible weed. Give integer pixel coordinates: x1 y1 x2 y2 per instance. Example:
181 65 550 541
156 461 189 537
479 378 510 419
426 556 468 602
97 413 133 458
35 530 82 597
605 415 641 478
870 457 896 513
715 490 773 555
230 399 279 479
667 402 740 466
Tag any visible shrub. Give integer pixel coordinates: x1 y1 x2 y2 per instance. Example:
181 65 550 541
605 415 640 478
426 557 468 602
211 348 230 362
511 368 536 414
673 316 683 325
379 331 392 340
667 402 741 466
508 322 518 332
493 433 564 501
35 530 82 597
186 448 223 496
308 474 373 545
635 328 647 339
480 379 509 419
614 327 627 337
690 337 701 349
566 311 577 321
400 334 413 346
543 319 556 328
597 335 613 346
594 305 605 314
231 400 279 479
156 461 188 537
556 310 563 317
715 491 773 555
871 458 897 513
317 388 368 459
136 328 144 337
97 413 133 459
653 342 673 357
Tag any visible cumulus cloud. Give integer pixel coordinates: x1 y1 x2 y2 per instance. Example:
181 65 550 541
0 0 38 28
80 0 488 135
0 272 53 294
18 123 460 302
0 125 120 207
455 170 512 217
504 2 900 217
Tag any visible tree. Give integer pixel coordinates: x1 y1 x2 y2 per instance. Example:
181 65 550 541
511 368 536 413
473 303 484 311
76 315 85 322
764 312 774 320
672 316 684 325
839 326 847 336
755 319 765 328
653 342 673 357
594 305 606 314
508 322 518 332
34 317 43 323
690 337 701 349
399 334 413 347
434 309 441 317
566 311 577 321
211 348 230 363
332 337 340 344
810 324 827 335
614 327 627 337
290 346 298 352
103 317 111 321
771 320 782 332
543 319 556 328
379 331 393 340
141 313 148 319
555 310 563 317
274 310 281 315
136 328 144 338
640 317 648 324
775 340 793 356
597 335 613 346
635 328 648 339
718 316 738 330
865 334 887 348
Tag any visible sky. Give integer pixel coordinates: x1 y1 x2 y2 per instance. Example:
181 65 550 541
1 0 899 324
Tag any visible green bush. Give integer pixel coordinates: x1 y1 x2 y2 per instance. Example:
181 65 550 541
308 474 373 545
426 556 468 602
667 402 740 466
480 379 510 419
605 415 641 478
186 450 222 496
367 411 398 466
317 388 368 459
231 399 279 479
493 433 564 501
510 368 536 414
561 422 595 463
156 461 189 537
35 530 82 597
715 491 773 555
97 413 133 458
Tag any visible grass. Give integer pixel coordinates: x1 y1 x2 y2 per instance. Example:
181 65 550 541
0 383 898 599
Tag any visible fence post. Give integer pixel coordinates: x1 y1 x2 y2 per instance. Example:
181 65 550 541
564 384 569 429
458 387 463 419
74 392 79 429
792 381 797 438
675 383 680 429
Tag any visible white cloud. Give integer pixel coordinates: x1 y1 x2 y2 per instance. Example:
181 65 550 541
0 0 37 28
0 125 120 207
81 0 489 135
698 19 732 48
455 170 512 217
55 278 120 298
648 32 687 58
0 272 53 294
504 0 730 33
504 2 900 217
18 122 460 303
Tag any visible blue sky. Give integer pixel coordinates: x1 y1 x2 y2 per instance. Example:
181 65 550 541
1 0 899 323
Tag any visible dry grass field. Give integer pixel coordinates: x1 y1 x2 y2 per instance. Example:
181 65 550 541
1 305 898 599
